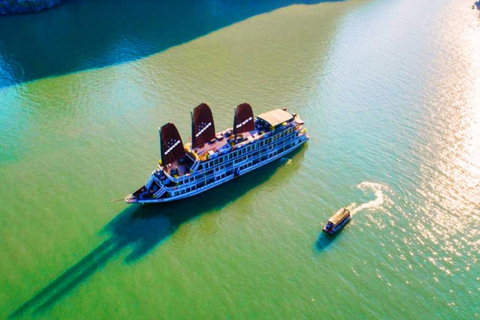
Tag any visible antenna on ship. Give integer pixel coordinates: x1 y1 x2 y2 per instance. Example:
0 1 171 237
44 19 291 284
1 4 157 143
233 107 237 136
190 110 196 149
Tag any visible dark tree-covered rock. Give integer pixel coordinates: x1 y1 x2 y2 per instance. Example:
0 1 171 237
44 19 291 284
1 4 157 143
0 0 64 15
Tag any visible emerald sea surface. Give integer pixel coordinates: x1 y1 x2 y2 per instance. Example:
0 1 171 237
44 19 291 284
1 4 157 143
1 0 479 318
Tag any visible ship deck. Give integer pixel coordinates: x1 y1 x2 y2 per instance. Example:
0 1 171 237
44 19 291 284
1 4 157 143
193 129 258 157
194 136 230 157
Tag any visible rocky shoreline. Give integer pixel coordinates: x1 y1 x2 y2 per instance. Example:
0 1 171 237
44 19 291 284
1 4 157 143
0 0 64 15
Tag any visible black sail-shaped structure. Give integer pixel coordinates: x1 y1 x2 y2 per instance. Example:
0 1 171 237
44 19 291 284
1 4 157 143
191 103 216 149
233 103 255 135
160 123 186 165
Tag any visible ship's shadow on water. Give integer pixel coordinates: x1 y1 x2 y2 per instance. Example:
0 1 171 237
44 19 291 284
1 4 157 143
315 229 344 252
0 0 345 88
10 147 306 318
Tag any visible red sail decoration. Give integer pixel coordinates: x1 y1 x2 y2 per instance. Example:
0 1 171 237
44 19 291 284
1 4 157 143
160 123 186 165
191 103 216 149
233 103 255 135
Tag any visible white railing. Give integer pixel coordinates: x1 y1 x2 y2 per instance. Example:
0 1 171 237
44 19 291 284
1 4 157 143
153 185 165 198
145 174 155 190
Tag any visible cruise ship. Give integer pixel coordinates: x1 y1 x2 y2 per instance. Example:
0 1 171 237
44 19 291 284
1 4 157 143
125 103 309 204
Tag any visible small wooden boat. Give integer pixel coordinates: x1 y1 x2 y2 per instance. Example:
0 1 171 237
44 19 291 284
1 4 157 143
323 207 351 235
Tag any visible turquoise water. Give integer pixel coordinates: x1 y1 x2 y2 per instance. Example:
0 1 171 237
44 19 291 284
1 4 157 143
1 0 480 318
0 0 338 88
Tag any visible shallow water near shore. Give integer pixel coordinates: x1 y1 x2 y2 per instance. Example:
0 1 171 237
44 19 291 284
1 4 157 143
1 0 480 318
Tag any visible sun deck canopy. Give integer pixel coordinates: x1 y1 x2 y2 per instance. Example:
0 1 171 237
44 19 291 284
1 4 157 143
257 109 294 127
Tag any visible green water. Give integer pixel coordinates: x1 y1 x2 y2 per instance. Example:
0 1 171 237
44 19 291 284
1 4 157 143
1 0 480 318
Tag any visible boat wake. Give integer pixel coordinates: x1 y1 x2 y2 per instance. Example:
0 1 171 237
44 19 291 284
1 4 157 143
350 182 385 215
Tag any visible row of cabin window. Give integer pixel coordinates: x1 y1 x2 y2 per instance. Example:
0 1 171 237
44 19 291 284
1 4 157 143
176 176 195 186
202 146 248 170
268 137 290 151
215 165 226 172
201 129 295 170
264 127 295 145
234 156 248 164
267 134 300 154
173 137 300 196
171 185 196 196
239 163 253 171
219 132 299 181
229 129 293 159
203 169 230 184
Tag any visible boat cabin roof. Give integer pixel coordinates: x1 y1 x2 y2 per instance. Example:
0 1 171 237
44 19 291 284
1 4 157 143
328 208 350 225
257 109 294 127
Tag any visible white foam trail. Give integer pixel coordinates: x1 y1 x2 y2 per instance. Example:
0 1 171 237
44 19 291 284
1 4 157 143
351 182 385 215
